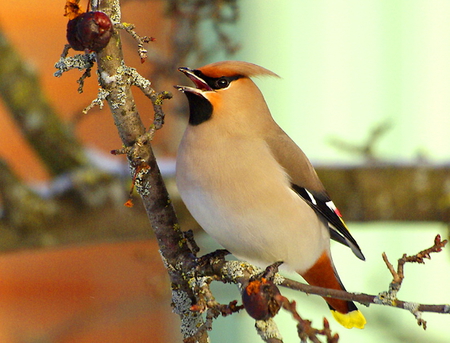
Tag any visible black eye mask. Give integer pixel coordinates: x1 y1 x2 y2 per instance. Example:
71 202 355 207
193 70 241 90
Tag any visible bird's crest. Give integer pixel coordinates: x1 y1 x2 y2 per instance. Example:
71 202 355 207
198 60 280 79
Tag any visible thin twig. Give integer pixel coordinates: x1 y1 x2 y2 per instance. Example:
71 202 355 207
377 234 448 329
188 276 244 342
277 296 339 343
116 22 155 63
382 252 400 283
208 234 449 336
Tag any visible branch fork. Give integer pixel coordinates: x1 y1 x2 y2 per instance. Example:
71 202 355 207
115 22 155 63
54 46 96 93
376 234 448 329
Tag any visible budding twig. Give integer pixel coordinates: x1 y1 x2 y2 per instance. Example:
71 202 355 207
197 234 448 339
115 22 155 63
376 234 448 329
278 297 339 343
187 276 244 342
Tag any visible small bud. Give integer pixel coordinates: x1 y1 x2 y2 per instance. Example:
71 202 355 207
124 199 134 207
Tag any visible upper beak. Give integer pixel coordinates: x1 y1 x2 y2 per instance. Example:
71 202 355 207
174 67 213 94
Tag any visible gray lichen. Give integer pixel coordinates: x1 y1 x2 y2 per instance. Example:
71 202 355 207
255 318 283 341
172 289 206 339
83 87 110 114
374 290 397 306
54 52 96 77
222 260 261 280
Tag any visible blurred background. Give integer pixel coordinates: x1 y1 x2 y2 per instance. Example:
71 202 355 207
0 0 449 342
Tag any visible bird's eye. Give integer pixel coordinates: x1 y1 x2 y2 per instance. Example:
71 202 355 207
215 78 230 89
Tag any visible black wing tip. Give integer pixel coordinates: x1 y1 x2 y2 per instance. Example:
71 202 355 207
292 184 366 261
355 249 366 261
345 236 366 261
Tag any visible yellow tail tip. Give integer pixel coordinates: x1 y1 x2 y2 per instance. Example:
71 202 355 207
331 310 366 329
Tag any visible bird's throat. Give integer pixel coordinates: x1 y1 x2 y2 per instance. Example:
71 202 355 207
185 92 213 126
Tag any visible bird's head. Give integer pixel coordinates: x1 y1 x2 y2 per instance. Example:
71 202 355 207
175 61 279 126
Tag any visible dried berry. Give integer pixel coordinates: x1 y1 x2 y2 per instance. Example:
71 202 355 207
66 11 113 52
242 278 282 321
66 15 85 51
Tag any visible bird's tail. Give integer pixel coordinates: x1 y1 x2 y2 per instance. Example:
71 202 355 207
328 300 366 329
300 252 366 329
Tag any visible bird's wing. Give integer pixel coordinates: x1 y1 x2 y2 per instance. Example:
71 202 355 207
291 184 365 260
266 127 365 261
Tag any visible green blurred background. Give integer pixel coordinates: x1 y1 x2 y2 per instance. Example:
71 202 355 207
236 0 450 163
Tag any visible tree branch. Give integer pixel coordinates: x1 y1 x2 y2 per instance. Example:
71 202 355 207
316 164 450 222
0 30 89 176
280 234 449 329
195 235 449 340
88 1 204 341
0 159 58 237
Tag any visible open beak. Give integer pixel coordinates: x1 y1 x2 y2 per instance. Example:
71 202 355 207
174 67 213 94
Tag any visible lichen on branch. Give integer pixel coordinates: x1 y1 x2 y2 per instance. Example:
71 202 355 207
55 0 203 341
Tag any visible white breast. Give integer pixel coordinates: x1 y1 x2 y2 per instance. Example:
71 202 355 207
176 125 329 273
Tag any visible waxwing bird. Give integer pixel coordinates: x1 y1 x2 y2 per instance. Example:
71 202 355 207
175 60 366 329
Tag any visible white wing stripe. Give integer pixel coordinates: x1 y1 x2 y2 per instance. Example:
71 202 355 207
326 200 337 211
305 189 317 205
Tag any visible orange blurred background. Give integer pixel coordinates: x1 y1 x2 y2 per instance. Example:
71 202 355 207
0 0 182 182
0 1 184 342
0 240 179 343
